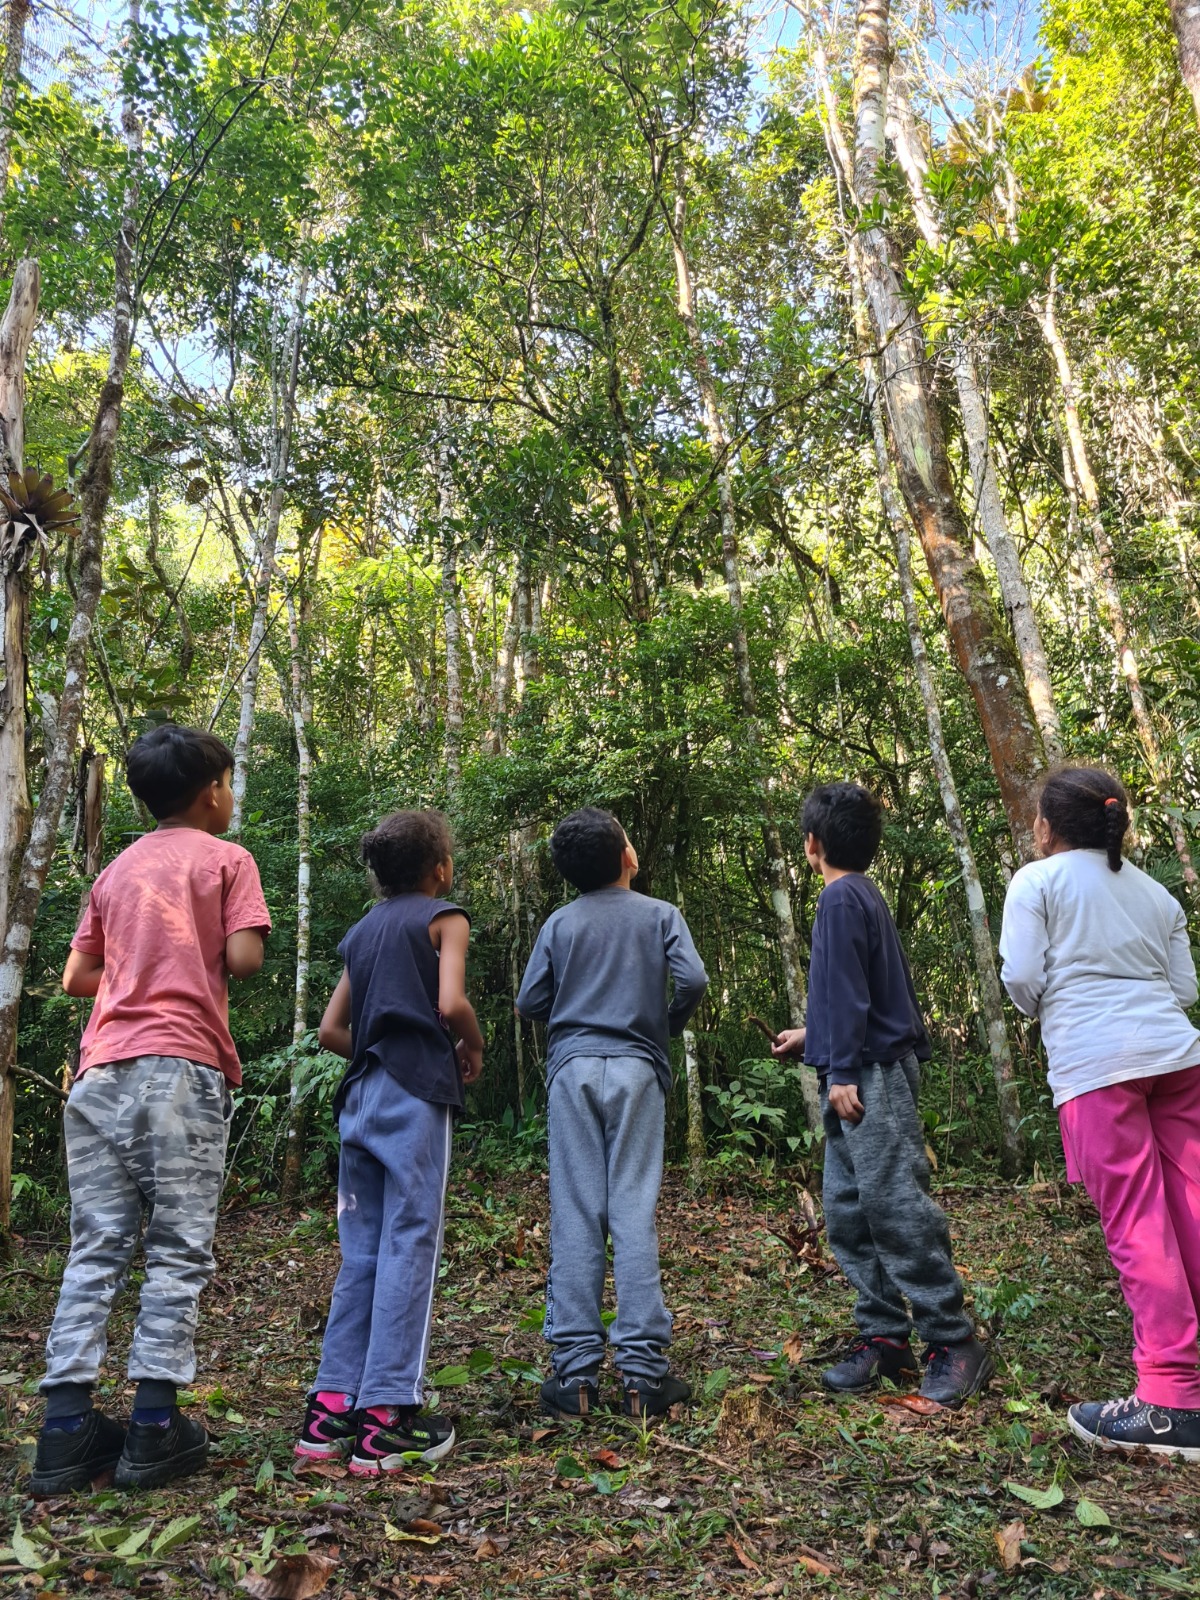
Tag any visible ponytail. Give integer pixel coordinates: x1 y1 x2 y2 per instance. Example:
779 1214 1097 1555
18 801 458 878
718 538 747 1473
1039 767 1129 872
1103 795 1129 873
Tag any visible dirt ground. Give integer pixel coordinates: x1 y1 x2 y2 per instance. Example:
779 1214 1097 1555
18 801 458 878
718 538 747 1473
2 1164 1198 1598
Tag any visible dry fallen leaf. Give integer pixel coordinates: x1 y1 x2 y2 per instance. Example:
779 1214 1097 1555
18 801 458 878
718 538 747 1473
473 1537 502 1561
862 1522 879 1553
531 1428 555 1443
995 1520 1025 1573
797 1554 834 1577
238 1553 338 1600
591 1448 623 1470
405 1519 444 1537
877 1393 947 1416
725 1534 760 1573
294 1461 347 1481
782 1332 804 1365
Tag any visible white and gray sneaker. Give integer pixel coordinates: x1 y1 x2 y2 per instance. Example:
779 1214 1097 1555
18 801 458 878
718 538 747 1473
1069 1395 1200 1460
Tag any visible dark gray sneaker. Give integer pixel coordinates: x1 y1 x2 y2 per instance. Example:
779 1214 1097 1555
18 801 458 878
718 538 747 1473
822 1337 920 1394
115 1408 210 1489
1069 1395 1200 1461
540 1375 600 1418
919 1337 995 1408
622 1372 691 1419
32 1410 126 1495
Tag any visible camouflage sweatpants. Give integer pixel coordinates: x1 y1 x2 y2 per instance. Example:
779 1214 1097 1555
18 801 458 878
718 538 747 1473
42 1056 232 1392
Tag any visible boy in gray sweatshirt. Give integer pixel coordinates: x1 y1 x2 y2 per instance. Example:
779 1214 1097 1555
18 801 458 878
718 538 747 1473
516 808 708 1419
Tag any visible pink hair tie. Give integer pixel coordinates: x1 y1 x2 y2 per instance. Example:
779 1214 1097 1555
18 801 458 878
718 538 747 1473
1104 797 1122 809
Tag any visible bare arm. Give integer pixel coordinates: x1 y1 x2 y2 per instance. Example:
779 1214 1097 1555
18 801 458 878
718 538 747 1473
63 949 105 998
318 970 353 1058
433 911 484 1083
225 928 266 980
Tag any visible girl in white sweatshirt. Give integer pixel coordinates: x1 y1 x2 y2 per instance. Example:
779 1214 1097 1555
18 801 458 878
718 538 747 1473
1000 766 1200 1460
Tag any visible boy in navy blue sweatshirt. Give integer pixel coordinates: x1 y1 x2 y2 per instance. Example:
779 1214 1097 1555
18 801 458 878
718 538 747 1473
773 783 992 1408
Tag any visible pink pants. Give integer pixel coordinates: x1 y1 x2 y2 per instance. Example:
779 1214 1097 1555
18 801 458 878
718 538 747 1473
1059 1066 1200 1408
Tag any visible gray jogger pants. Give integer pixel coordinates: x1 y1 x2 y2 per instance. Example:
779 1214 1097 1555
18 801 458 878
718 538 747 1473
545 1055 672 1382
821 1057 972 1346
42 1056 232 1397
313 1069 453 1410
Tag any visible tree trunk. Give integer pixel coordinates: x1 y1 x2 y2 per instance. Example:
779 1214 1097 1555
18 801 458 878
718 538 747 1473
438 436 463 801
0 0 30 236
1036 276 1199 895
0 3 141 1235
0 259 38 980
665 170 820 1134
842 0 1045 860
280 584 312 1204
886 65 1062 762
867 385 1024 1176
229 263 310 834
1169 0 1200 128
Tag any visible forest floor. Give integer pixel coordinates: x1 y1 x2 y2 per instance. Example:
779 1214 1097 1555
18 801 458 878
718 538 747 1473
2 1163 1199 1599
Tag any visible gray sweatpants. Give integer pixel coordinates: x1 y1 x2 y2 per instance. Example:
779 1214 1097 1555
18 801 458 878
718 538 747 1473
545 1056 672 1382
42 1056 232 1401
821 1057 972 1346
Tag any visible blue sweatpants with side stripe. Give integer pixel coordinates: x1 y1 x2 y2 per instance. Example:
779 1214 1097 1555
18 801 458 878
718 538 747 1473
313 1070 453 1410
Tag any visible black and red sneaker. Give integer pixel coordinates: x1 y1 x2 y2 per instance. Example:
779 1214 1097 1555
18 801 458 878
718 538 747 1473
295 1394 358 1461
348 1407 456 1475
822 1337 919 1394
919 1337 995 1408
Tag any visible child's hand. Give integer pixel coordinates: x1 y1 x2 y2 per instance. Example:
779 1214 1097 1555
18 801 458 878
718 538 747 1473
828 1082 865 1124
457 1040 484 1085
771 1026 806 1059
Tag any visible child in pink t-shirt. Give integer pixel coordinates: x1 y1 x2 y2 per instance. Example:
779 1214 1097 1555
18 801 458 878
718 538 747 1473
33 724 270 1496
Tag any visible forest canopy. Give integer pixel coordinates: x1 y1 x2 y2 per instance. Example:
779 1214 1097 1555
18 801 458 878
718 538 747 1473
2 0 1200 1222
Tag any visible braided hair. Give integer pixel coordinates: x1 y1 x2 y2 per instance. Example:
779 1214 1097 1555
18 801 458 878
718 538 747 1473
1038 766 1129 872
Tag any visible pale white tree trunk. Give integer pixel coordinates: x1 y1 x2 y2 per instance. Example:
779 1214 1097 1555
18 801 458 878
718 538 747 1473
281 581 312 1203
1036 275 1198 896
0 2 142 1232
438 436 462 800
0 0 30 236
229 262 310 835
1169 0 1200 127
886 66 1061 762
0 259 39 972
665 170 820 1134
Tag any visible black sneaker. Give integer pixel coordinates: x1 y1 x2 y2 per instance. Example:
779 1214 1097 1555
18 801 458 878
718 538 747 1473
348 1407 456 1475
919 1337 995 1409
31 1410 126 1495
622 1372 691 1419
540 1375 600 1418
294 1395 358 1461
822 1337 920 1394
114 1408 210 1489
1069 1395 1200 1461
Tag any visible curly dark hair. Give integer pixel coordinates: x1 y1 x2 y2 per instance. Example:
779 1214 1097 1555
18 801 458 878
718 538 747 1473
550 807 628 892
126 723 235 821
801 782 883 872
1038 766 1129 872
362 809 453 895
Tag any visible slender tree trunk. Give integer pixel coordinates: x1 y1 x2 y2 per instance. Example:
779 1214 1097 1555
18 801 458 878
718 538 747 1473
484 584 519 755
665 170 820 1134
280 584 312 1203
438 436 462 801
0 0 30 238
1169 0 1200 128
835 0 1045 859
0 259 38 976
1036 275 1199 894
886 66 1062 762
0 3 141 1234
229 262 310 835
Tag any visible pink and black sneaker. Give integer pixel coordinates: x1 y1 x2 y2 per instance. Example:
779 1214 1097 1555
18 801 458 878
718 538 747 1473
295 1392 358 1461
348 1405 456 1474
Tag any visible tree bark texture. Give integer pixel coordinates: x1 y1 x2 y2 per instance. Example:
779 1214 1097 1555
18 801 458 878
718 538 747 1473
281 586 313 1203
438 435 463 800
0 6 141 1234
886 66 1062 762
229 263 310 834
1036 277 1199 895
665 173 820 1134
848 0 1045 860
1169 0 1200 128
0 0 30 233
